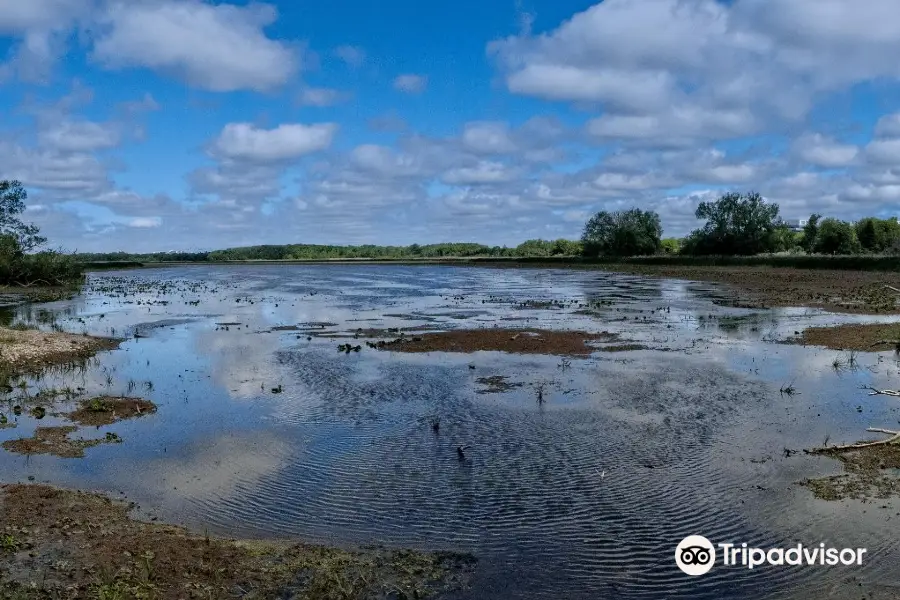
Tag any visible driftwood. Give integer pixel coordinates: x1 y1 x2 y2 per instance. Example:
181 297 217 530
884 285 900 294
810 386 900 452
862 385 900 397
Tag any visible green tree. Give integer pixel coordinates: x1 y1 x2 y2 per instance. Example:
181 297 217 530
801 214 821 252
0 180 46 251
768 225 800 253
551 239 582 256
813 218 861 254
581 209 662 257
660 238 681 255
683 191 781 255
856 218 878 252
515 239 553 257
854 217 900 253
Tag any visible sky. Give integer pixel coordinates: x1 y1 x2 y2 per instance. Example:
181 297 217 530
2 0 900 252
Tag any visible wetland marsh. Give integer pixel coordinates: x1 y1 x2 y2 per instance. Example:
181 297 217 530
1 264 900 599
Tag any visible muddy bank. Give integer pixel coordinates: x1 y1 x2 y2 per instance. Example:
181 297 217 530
375 328 620 356
796 322 900 351
598 264 900 314
0 327 120 374
0 484 475 599
66 396 157 426
1 426 120 458
801 444 900 501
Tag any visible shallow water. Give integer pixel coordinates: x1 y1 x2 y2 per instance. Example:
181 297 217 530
2 264 900 599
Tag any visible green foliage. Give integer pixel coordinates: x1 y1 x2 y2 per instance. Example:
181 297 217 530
854 217 900 253
551 238 583 256
0 184 83 286
514 239 553 257
660 238 681 255
682 191 781 255
813 218 861 254
0 180 45 251
801 214 821 252
581 209 662 257
768 225 803 253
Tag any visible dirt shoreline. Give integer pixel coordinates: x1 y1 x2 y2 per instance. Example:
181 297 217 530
0 326 120 375
0 484 475 599
796 323 900 351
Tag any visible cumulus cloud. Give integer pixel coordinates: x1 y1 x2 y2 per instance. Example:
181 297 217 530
393 74 428 94
208 122 338 163
89 1 298 92
792 134 859 168
491 0 900 142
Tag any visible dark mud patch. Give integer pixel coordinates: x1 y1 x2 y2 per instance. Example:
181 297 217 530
1 426 120 458
599 264 900 314
0 484 475 599
377 328 620 356
476 375 525 394
596 343 649 352
795 322 900 351
66 397 157 427
272 321 339 332
383 313 440 322
0 327 120 375
801 444 900 501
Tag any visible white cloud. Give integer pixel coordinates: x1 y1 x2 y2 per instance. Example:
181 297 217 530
442 161 519 185
90 1 297 92
37 119 120 152
297 87 349 107
492 0 900 142
393 74 428 94
793 134 859 168
125 216 162 228
209 122 337 162
461 122 517 154
0 0 91 31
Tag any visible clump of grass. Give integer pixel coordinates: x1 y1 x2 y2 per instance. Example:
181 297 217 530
87 397 111 412
832 351 861 373
0 534 21 552
779 381 799 396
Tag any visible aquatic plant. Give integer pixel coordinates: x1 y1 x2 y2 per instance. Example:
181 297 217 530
779 382 799 396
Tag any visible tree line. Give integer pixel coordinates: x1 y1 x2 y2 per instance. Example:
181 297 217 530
580 192 900 257
78 239 587 262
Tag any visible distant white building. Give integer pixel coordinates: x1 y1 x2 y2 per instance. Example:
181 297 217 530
784 218 808 232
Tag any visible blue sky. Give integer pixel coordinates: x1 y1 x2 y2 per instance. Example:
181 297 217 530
1 0 900 252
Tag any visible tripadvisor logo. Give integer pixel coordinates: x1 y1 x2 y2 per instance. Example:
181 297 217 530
675 536 867 576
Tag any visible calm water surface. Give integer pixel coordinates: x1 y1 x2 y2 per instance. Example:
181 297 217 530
1 264 899 599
